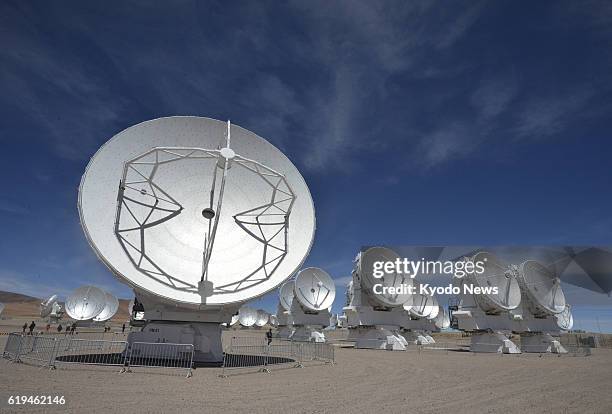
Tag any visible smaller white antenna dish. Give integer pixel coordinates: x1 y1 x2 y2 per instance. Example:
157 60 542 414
468 252 521 313
279 282 295 311
294 267 336 311
359 247 412 307
556 305 574 330
518 260 565 316
238 306 257 327
269 314 278 327
230 314 239 326
409 294 438 319
93 291 119 322
65 286 106 321
40 294 58 318
128 299 135 315
255 309 269 327
433 306 451 329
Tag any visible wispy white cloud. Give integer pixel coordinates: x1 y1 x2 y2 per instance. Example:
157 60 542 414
0 198 30 215
515 87 596 139
471 76 518 119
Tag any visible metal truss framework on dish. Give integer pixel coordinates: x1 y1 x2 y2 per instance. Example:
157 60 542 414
115 146 296 296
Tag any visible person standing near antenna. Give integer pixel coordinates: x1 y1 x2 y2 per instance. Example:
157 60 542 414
122 323 125 333
266 328 273 345
28 321 36 335
22 322 27 334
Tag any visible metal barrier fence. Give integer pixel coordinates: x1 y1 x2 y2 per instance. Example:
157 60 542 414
18 335 60 368
2 334 195 377
125 342 193 377
2 333 23 360
221 337 335 377
54 338 128 368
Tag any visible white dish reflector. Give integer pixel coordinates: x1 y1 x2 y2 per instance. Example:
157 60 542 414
409 294 438 319
468 252 521 313
65 286 106 321
359 247 412 307
294 267 336 311
93 291 120 322
238 306 257 327
78 117 315 306
555 305 574 330
255 309 269 327
518 260 565 316
279 281 295 311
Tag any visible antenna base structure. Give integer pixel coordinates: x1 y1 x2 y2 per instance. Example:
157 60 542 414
346 325 407 351
288 298 331 343
127 290 240 363
452 301 521 354
127 321 225 362
451 252 523 353
399 317 438 346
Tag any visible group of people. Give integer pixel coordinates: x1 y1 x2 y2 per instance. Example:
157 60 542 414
22 321 78 335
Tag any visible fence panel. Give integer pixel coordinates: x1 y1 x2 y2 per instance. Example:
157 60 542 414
53 338 128 369
17 335 59 368
126 342 193 377
2 333 23 361
221 337 335 377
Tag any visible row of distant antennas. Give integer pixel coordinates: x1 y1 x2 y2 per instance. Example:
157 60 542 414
235 307 276 328
63 286 119 322
457 251 572 330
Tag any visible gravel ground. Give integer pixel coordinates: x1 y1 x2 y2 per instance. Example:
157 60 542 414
1 331 611 414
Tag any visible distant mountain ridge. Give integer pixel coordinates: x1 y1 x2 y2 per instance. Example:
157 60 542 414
0 291 40 303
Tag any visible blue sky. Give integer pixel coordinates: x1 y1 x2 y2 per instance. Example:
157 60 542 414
1 1 611 329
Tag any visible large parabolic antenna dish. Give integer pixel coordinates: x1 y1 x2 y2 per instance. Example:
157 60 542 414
360 247 412 307
279 281 295 311
78 117 315 306
65 286 107 320
468 252 521 313
40 294 58 318
93 291 120 322
556 305 574 330
294 267 336 311
255 309 269 327
238 306 257 327
518 260 565 316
